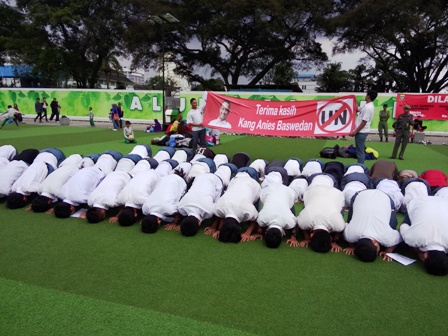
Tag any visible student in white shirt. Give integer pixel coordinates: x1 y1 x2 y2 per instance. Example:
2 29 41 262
343 189 402 262
297 175 345 253
0 145 17 160
400 197 448 276
211 167 261 243
176 165 234 237
6 148 65 209
53 151 122 218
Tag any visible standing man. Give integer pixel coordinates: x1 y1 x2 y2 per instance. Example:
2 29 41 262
49 98 60 122
390 105 413 160
41 97 49 122
34 98 43 123
349 89 377 164
378 104 390 142
187 98 206 150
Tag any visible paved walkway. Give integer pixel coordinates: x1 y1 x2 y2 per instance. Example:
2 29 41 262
22 115 448 145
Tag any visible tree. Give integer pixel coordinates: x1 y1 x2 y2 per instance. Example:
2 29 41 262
316 62 350 92
128 0 331 87
13 0 136 88
190 78 225 91
101 51 123 89
331 0 448 93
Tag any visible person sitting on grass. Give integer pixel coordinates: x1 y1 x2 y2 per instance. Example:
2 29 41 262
0 105 20 129
297 174 345 253
400 197 448 276
124 120 136 143
343 189 401 262
209 167 261 243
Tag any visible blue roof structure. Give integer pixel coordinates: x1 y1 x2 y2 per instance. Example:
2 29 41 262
0 65 32 78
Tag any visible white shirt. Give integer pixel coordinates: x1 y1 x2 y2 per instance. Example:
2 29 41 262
79 157 96 169
11 161 50 195
3 107 18 119
154 161 174 177
249 159 267 181
190 153 205 163
115 158 136 173
343 181 367 208
214 165 232 188
58 154 82 168
34 152 58 170
344 165 365 176
301 161 322 178
257 184 298 232
187 106 205 131
130 160 152 177
171 150 188 163
153 150 171 163
117 170 160 209
40 165 81 202
402 181 429 210
214 172 261 222
298 185 345 232
214 154 229 168
95 154 118 175
344 190 402 247
355 101 374 133
284 159 301 178
375 179 403 210
288 178 308 201
434 187 448 199
178 174 223 221
209 118 231 129
128 145 149 158
88 171 131 209
0 157 9 170
400 197 448 252
0 145 17 160
0 160 29 197
309 174 334 188
61 167 105 206
261 172 283 188
142 174 187 221
187 162 212 181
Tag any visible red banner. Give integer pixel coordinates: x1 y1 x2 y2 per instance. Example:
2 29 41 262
203 93 357 136
396 93 448 120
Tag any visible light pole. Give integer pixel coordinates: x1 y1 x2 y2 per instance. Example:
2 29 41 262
149 13 179 129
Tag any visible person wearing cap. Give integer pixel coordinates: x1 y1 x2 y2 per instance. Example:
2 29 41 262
343 189 401 262
390 105 413 160
124 120 136 143
378 104 390 142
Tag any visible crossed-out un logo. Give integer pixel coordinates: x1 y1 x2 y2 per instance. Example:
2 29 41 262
314 98 355 135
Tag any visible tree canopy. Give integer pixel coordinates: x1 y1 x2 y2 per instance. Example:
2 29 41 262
331 0 448 93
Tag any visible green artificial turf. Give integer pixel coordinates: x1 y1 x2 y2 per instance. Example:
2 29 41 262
1 124 448 336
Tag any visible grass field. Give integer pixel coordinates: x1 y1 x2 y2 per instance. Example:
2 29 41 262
1 124 448 336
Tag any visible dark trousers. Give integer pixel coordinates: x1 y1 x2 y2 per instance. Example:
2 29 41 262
191 129 206 150
34 112 43 122
50 109 59 121
391 130 410 159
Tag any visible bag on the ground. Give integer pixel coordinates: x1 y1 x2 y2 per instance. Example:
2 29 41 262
319 145 339 159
